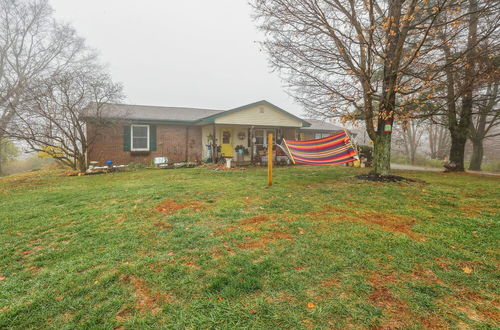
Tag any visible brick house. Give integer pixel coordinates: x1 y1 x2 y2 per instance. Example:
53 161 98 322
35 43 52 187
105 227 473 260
85 100 344 166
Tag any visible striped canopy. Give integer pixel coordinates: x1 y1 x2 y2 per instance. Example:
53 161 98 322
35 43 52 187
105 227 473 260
283 131 358 166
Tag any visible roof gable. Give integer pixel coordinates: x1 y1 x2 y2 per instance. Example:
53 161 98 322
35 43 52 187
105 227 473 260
199 100 311 127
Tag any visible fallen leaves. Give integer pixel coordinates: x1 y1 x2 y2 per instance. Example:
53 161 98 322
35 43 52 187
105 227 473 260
462 266 473 274
306 302 316 310
21 250 32 255
0 276 5 281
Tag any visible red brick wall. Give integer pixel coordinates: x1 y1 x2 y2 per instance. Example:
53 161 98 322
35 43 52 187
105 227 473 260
87 122 202 166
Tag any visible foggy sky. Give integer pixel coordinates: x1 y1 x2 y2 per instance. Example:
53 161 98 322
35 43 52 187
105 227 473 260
49 0 304 116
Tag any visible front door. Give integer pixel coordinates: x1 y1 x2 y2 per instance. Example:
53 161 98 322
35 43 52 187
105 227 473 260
220 129 233 157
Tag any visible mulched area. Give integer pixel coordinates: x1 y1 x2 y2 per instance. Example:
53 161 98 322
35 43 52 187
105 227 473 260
356 174 418 183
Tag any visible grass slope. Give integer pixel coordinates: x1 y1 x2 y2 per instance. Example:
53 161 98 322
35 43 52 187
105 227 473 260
0 166 499 329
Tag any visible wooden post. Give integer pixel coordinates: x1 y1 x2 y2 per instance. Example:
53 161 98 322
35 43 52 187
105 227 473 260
268 133 273 186
212 124 217 163
250 126 254 165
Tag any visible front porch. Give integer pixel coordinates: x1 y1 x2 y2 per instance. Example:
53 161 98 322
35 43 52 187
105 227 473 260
201 124 298 165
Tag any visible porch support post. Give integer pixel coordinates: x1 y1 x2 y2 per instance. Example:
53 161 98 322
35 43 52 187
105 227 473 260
250 126 254 165
212 124 217 163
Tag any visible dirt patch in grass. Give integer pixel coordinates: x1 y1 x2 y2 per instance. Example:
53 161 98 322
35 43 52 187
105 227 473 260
114 216 126 224
458 202 497 218
410 267 444 285
153 221 173 230
368 273 416 329
240 215 271 226
119 275 171 317
320 278 340 287
420 315 450 329
238 231 294 250
306 206 425 241
210 247 236 259
476 306 500 324
154 199 204 213
238 240 267 250
358 212 425 241
444 290 500 325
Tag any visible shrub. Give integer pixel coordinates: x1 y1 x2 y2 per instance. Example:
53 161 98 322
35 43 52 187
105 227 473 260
127 162 148 170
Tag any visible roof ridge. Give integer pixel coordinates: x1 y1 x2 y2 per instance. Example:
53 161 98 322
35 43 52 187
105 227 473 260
106 103 224 112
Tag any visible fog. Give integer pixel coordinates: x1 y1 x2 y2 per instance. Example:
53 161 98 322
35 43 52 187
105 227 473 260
50 0 304 115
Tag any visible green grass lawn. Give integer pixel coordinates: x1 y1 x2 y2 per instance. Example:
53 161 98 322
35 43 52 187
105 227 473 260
0 166 499 329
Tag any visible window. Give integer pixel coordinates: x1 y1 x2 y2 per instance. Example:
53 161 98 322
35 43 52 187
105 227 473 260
254 130 264 145
131 125 149 151
315 133 332 139
222 131 231 144
254 129 276 146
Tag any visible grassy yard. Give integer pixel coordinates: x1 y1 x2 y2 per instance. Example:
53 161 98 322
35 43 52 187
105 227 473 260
0 166 499 329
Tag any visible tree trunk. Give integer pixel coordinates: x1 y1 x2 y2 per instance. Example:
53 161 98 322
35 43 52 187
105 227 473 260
449 133 467 171
372 132 392 176
410 150 416 165
0 133 4 176
468 139 483 171
76 154 88 173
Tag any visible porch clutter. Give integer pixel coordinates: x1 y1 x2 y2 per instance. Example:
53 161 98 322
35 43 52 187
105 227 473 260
224 157 232 169
154 157 169 168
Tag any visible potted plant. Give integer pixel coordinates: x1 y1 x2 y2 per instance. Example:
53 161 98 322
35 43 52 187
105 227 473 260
235 145 248 154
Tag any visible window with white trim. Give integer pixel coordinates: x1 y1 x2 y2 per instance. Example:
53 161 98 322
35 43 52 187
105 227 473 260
131 124 150 151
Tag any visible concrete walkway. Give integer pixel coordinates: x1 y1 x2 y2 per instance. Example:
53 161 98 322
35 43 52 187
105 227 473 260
391 163 500 176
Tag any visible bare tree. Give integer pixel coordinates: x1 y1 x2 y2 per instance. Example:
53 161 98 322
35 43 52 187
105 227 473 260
8 65 123 172
251 0 472 176
434 0 500 171
469 80 499 170
426 120 450 160
397 120 425 164
0 0 84 174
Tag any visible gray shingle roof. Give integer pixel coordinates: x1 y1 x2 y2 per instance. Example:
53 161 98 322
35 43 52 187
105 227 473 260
300 119 344 131
93 103 225 122
87 103 343 131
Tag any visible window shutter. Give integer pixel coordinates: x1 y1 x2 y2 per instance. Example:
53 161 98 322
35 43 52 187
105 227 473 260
149 125 157 151
123 125 131 151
